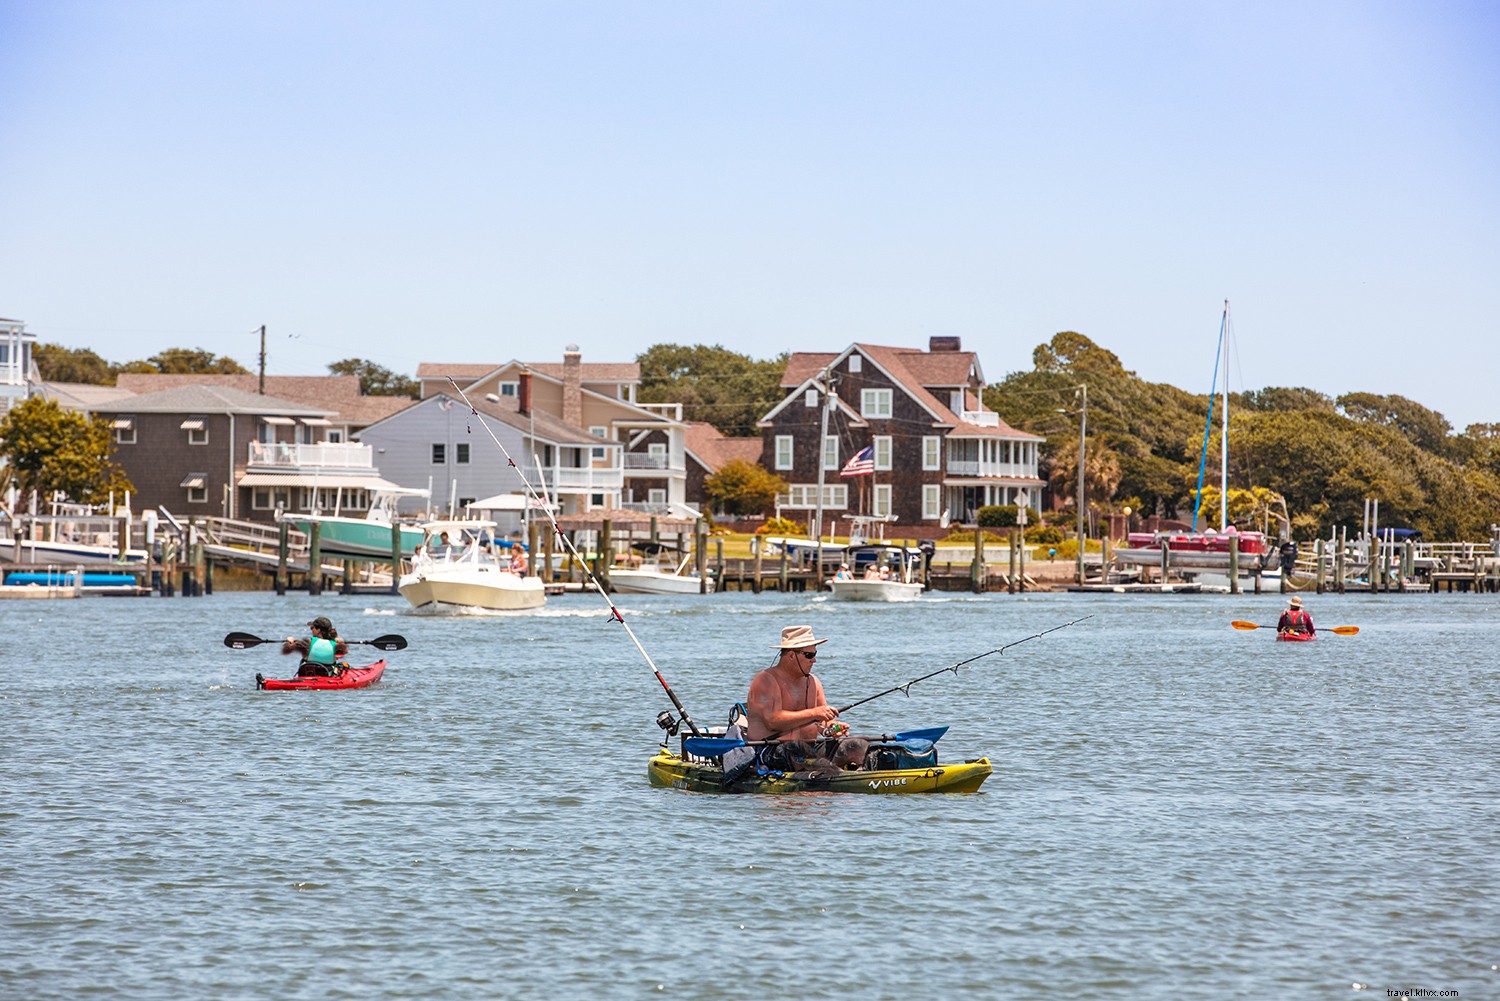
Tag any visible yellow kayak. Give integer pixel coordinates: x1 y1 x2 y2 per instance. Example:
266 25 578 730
647 749 992 794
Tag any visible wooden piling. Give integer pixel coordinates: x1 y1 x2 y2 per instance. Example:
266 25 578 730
308 521 323 596
276 520 289 596
389 523 402 595
1229 535 1241 595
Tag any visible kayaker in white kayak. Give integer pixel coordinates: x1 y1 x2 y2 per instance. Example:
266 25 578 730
1277 596 1315 637
282 616 350 676
746 625 866 773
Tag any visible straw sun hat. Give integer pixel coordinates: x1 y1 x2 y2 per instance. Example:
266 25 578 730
772 624 830 649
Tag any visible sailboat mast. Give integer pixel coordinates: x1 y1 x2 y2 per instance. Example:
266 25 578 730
1220 299 1229 531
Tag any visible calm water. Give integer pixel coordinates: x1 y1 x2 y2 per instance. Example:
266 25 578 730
2 587 1496 999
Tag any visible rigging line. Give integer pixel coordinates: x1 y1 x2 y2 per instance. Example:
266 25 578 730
443 377 705 736
834 614 1093 715
1191 304 1228 531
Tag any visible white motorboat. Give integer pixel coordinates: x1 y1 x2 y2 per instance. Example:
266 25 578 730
285 487 430 560
398 520 545 611
826 544 925 602
608 552 713 595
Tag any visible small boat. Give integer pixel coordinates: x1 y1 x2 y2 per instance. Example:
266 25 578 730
648 749 991 793
608 548 713 595
256 660 386 690
284 487 430 560
826 544 925 602
398 520 545 612
1276 631 1316 642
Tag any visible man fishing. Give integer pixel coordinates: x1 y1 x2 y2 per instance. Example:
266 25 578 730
281 616 350 677
746 625 866 773
1277 596 1316 637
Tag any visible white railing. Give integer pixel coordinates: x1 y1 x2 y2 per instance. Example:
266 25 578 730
541 468 625 491
623 454 682 471
945 461 1035 479
247 442 374 469
959 410 1001 427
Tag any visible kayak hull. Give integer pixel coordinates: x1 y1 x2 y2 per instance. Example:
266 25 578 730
1276 631 1316 642
647 750 992 794
257 661 386 690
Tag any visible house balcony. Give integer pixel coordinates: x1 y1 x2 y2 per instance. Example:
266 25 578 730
944 461 1037 480
538 467 625 492
246 441 375 473
958 410 1001 427
623 453 686 476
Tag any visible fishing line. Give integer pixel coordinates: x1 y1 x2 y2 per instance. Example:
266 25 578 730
835 614 1093 714
444 377 705 736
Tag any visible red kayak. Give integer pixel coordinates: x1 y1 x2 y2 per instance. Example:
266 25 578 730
1276 632 1316 642
256 661 386 690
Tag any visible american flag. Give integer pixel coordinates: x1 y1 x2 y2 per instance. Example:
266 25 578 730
840 445 874 478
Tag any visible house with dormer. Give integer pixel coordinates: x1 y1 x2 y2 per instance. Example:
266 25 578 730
758 337 1044 532
417 346 692 517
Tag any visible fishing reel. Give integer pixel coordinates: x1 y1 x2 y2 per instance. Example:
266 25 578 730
655 710 681 738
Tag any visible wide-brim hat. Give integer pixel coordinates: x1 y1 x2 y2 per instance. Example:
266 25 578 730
1286 596 1302 608
772 624 830 649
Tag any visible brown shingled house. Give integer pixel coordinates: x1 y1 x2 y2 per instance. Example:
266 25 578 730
758 337 1044 535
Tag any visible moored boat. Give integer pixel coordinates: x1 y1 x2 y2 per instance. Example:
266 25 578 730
256 660 385 690
284 487 430 560
647 748 991 793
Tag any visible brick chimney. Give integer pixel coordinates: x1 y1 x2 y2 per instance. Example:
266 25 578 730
562 345 582 427
518 370 532 416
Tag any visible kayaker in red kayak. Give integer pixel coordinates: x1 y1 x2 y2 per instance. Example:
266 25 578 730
1277 596 1315 638
282 616 350 677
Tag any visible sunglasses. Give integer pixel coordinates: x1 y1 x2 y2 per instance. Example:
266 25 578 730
797 649 817 659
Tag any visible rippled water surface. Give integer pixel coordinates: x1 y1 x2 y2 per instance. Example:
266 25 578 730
3 588 1496 999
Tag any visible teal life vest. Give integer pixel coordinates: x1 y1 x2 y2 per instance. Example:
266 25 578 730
305 635 337 665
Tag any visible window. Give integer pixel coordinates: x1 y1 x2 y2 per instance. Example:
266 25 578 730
456 443 470 464
498 381 518 396
874 436 892 471
848 355 862 373
873 484 891 518
181 418 208 445
112 417 135 445
648 488 667 507
326 430 344 443
951 390 964 412
782 484 848 508
923 484 941 520
590 427 608 461
861 389 892 418
822 436 838 471
431 443 446 464
775 435 793 470
181 473 207 504
648 442 666 467
459 497 475 508
922 436 941 471
804 388 819 408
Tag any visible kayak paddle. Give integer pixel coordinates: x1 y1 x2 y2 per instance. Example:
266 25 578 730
223 631 409 651
1230 621 1359 635
684 727 950 758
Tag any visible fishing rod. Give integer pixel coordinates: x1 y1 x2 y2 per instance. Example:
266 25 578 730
444 378 705 736
834 614 1093 715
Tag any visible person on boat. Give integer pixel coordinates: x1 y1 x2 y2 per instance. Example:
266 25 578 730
833 563 853 580
746 625 866 774
281 616 349 677
1277 595 1315 637
509 545 529 575
877 564 892 581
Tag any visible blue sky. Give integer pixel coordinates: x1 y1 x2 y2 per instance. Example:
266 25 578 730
2 1 1496 430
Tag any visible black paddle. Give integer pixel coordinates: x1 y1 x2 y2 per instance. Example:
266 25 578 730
223 631 408 651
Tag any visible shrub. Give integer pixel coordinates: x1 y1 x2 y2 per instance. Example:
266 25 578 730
1024 525 1064 545
976 504 1041 528
756 516 805 536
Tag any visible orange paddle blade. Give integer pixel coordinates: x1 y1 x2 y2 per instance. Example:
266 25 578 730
1329 625 1360 635
1230 620 1264 630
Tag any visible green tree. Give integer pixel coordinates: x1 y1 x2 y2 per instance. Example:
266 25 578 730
328 358 419 397
133 348 250 375
0 397 133 512
32 343 114 384
703 458 786 516
1239 386 1335 413
1337 392 1453 458
637 344 786 437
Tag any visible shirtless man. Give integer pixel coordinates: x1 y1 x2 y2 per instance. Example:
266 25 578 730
746 624 839 741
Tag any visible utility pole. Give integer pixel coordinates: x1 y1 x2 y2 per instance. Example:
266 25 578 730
257 325 266 395
1076 383 1087 585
